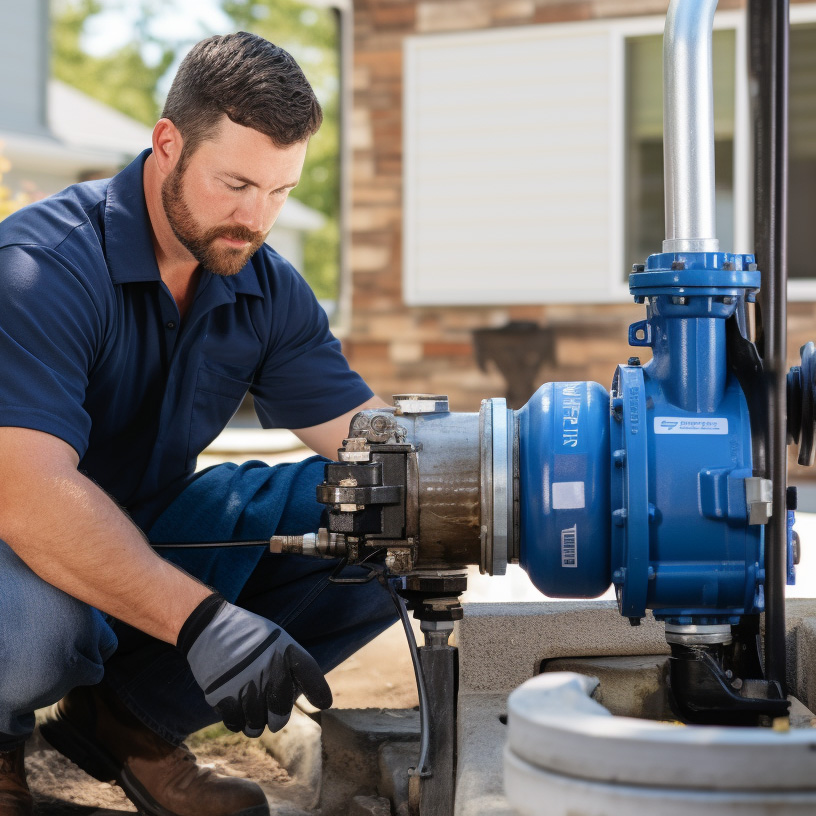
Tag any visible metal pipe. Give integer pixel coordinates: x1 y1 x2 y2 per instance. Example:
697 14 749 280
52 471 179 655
662 0 720 253
748 0 789 693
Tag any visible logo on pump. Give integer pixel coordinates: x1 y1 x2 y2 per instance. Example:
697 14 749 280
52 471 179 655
654 417 728 435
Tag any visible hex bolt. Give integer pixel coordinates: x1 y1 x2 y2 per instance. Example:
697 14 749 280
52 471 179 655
628 356 641 367
370 415 389 432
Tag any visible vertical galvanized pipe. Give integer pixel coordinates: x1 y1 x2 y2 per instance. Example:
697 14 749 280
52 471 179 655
748 0 789 692
662 0 720 253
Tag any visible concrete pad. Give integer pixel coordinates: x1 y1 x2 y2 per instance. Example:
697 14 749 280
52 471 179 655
787 696 816 730
454 693 514 816
378 742 416 812
456 601 668 694
789 607 816 707
321 708 420 751
320 708 419 814
543 654 672 720
454 598 816 816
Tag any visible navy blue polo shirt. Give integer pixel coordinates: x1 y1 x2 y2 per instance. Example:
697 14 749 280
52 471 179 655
0 150 372 529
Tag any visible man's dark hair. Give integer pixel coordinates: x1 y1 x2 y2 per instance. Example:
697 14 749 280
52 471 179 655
162 32 323 157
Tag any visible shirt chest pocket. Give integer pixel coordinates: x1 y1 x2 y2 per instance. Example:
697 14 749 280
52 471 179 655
187 364 255 461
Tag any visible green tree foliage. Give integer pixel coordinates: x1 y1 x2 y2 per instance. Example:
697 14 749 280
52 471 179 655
51 0 175 127
50 0 340 299
220 1 341 300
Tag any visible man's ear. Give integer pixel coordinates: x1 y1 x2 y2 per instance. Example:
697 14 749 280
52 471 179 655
152 119 184 175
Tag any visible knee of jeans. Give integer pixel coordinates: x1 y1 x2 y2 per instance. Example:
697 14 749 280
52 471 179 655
0 578 117 710
0 599 116 710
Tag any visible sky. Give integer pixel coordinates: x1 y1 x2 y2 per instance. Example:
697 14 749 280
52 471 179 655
78 0 334 99
82 0 232 57
80 0 235 94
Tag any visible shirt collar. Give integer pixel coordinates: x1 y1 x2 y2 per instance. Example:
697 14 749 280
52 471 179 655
104 149 264 298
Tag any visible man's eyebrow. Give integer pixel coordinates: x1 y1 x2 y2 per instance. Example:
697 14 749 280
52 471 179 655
224 172 299 190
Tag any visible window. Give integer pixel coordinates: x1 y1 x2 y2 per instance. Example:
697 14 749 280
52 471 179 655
402 7 816 305
789 23 816 280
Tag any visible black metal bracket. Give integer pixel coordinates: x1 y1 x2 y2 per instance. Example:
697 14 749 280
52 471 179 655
668 624 790 726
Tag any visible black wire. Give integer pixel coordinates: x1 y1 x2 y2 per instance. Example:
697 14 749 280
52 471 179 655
150 539 389 632
386 576 431 778
151 539 270 549
151 537 349 627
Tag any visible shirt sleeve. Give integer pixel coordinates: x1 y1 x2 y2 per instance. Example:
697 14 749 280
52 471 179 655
0 244 104 457
250 259 373 429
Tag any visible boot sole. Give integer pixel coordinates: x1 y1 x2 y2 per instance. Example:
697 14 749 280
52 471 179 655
39 704 269 816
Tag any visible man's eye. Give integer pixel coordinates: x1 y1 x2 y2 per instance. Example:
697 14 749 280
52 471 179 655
225 181 247 191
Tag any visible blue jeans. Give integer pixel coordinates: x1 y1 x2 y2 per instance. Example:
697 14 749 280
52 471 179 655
0 457 397 749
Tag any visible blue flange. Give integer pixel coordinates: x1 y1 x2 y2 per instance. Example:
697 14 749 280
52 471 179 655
609 364 650 618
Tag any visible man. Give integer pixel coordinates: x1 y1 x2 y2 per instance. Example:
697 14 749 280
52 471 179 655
0 32 395 816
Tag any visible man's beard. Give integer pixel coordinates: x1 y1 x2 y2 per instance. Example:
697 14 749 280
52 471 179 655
161 162 267 277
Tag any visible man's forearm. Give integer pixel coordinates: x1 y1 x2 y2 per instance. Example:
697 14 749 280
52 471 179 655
0 428 211 643
292 394 391 459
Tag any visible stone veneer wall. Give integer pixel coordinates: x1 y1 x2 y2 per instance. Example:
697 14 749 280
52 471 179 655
345 0 816 480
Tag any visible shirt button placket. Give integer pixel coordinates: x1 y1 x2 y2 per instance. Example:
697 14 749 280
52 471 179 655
162 308 180 364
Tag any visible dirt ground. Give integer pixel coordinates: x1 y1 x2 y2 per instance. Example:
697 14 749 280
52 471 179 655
25 620 420 815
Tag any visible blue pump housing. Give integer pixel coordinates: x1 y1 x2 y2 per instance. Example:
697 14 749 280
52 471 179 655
518 381 610 598
518 252 777 625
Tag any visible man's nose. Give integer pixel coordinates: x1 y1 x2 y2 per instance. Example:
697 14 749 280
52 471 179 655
232 194 269 233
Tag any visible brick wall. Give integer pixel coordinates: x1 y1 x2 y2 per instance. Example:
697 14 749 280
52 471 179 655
346 0 816 461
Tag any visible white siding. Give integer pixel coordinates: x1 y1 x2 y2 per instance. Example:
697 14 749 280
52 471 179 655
404 22 622 305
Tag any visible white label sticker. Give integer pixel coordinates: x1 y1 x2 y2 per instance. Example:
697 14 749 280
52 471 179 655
561 524 578 568
654 417 728 435
552 481 586 509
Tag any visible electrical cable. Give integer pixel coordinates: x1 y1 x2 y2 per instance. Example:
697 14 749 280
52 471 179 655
151 539 270 549
386 576 432 778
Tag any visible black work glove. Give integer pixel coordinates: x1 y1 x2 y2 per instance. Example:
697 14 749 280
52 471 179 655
178 592 332 737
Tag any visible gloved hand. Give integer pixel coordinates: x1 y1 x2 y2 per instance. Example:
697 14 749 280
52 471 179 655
177 592 332 737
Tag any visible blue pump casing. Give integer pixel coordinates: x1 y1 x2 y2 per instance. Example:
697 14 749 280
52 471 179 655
518 252 773 624
517 381 610 598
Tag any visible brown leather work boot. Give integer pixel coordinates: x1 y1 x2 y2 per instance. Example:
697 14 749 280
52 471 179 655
0 745 32 816
39 685 269 816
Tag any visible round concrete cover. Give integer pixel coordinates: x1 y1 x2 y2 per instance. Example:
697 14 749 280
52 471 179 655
506 672 816 792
